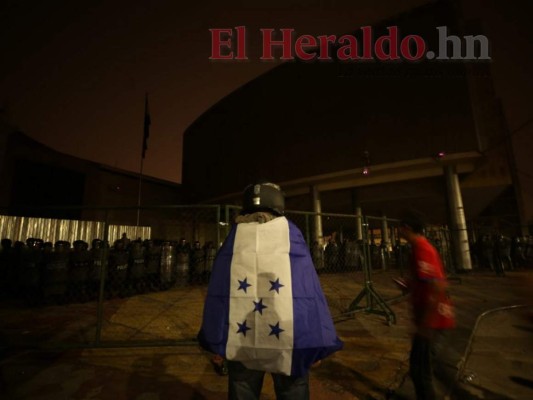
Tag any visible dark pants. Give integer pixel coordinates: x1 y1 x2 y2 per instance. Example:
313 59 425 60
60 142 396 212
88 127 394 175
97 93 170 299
410 331 456 400
410 334 436 400
227 360 309 400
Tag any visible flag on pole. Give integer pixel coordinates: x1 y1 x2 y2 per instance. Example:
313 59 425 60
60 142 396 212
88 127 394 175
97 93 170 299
142 93 150 159
198 216 343 377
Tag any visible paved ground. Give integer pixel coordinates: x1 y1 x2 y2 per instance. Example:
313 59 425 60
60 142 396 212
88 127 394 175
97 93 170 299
1 268 532 399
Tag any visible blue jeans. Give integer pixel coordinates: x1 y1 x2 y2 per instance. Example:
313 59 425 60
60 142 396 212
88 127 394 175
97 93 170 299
227 361 309 400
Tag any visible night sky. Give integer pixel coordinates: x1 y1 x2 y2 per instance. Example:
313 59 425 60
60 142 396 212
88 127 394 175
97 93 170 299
1 0 429 183
1 0 531 184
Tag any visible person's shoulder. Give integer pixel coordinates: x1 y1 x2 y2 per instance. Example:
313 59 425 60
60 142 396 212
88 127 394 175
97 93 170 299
415 236 436 251
413 237 440 261
285 217 303 232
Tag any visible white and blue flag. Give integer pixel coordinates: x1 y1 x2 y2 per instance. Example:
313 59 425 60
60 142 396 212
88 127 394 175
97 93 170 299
198 216 343 377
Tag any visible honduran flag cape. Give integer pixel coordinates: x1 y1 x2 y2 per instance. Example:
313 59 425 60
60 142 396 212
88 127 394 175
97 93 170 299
197 216 343 377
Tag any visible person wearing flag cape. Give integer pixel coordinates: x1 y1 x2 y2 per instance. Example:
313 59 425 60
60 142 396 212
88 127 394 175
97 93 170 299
198 182 343 400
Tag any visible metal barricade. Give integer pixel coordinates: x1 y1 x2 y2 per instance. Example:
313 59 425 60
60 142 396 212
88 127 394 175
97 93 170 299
0 204 413 348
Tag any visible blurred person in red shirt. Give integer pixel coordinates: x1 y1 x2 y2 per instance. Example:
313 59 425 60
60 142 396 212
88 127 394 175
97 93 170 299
399 210 456 400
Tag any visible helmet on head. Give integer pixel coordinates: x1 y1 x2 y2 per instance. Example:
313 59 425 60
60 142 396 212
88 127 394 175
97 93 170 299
242 182 285 216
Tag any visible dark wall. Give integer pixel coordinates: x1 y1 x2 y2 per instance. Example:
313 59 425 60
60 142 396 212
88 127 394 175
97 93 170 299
10 159 85 219
183 1 479 201
1 128 183 222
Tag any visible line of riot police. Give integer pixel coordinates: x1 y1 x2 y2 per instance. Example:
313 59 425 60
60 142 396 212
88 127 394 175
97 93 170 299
310 236 410 273
0 236 218 306
471 234 533 276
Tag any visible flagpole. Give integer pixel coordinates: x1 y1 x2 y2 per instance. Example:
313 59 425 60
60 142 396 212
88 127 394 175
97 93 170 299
136 93 150 238
136 153 144 234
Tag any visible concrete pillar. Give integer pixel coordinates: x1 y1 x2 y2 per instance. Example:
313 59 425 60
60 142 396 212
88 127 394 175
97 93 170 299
311 186 323 245
355 206 363 241
444 165 472 271
381 215 390 247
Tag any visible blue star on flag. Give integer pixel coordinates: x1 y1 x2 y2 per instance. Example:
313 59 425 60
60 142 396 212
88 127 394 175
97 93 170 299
269 322 284 339
253 299 267 315
237 277 252 293
237 320 251 336
269 278 284 294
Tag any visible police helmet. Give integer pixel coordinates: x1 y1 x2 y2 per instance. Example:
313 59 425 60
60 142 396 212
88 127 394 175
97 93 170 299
242 182 285 216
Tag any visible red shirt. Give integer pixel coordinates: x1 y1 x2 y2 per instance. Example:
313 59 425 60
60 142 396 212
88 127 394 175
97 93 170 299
410 236 455 330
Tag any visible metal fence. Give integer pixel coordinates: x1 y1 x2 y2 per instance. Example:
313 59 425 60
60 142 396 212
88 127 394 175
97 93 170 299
0 214 151 244
0 205 441 349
